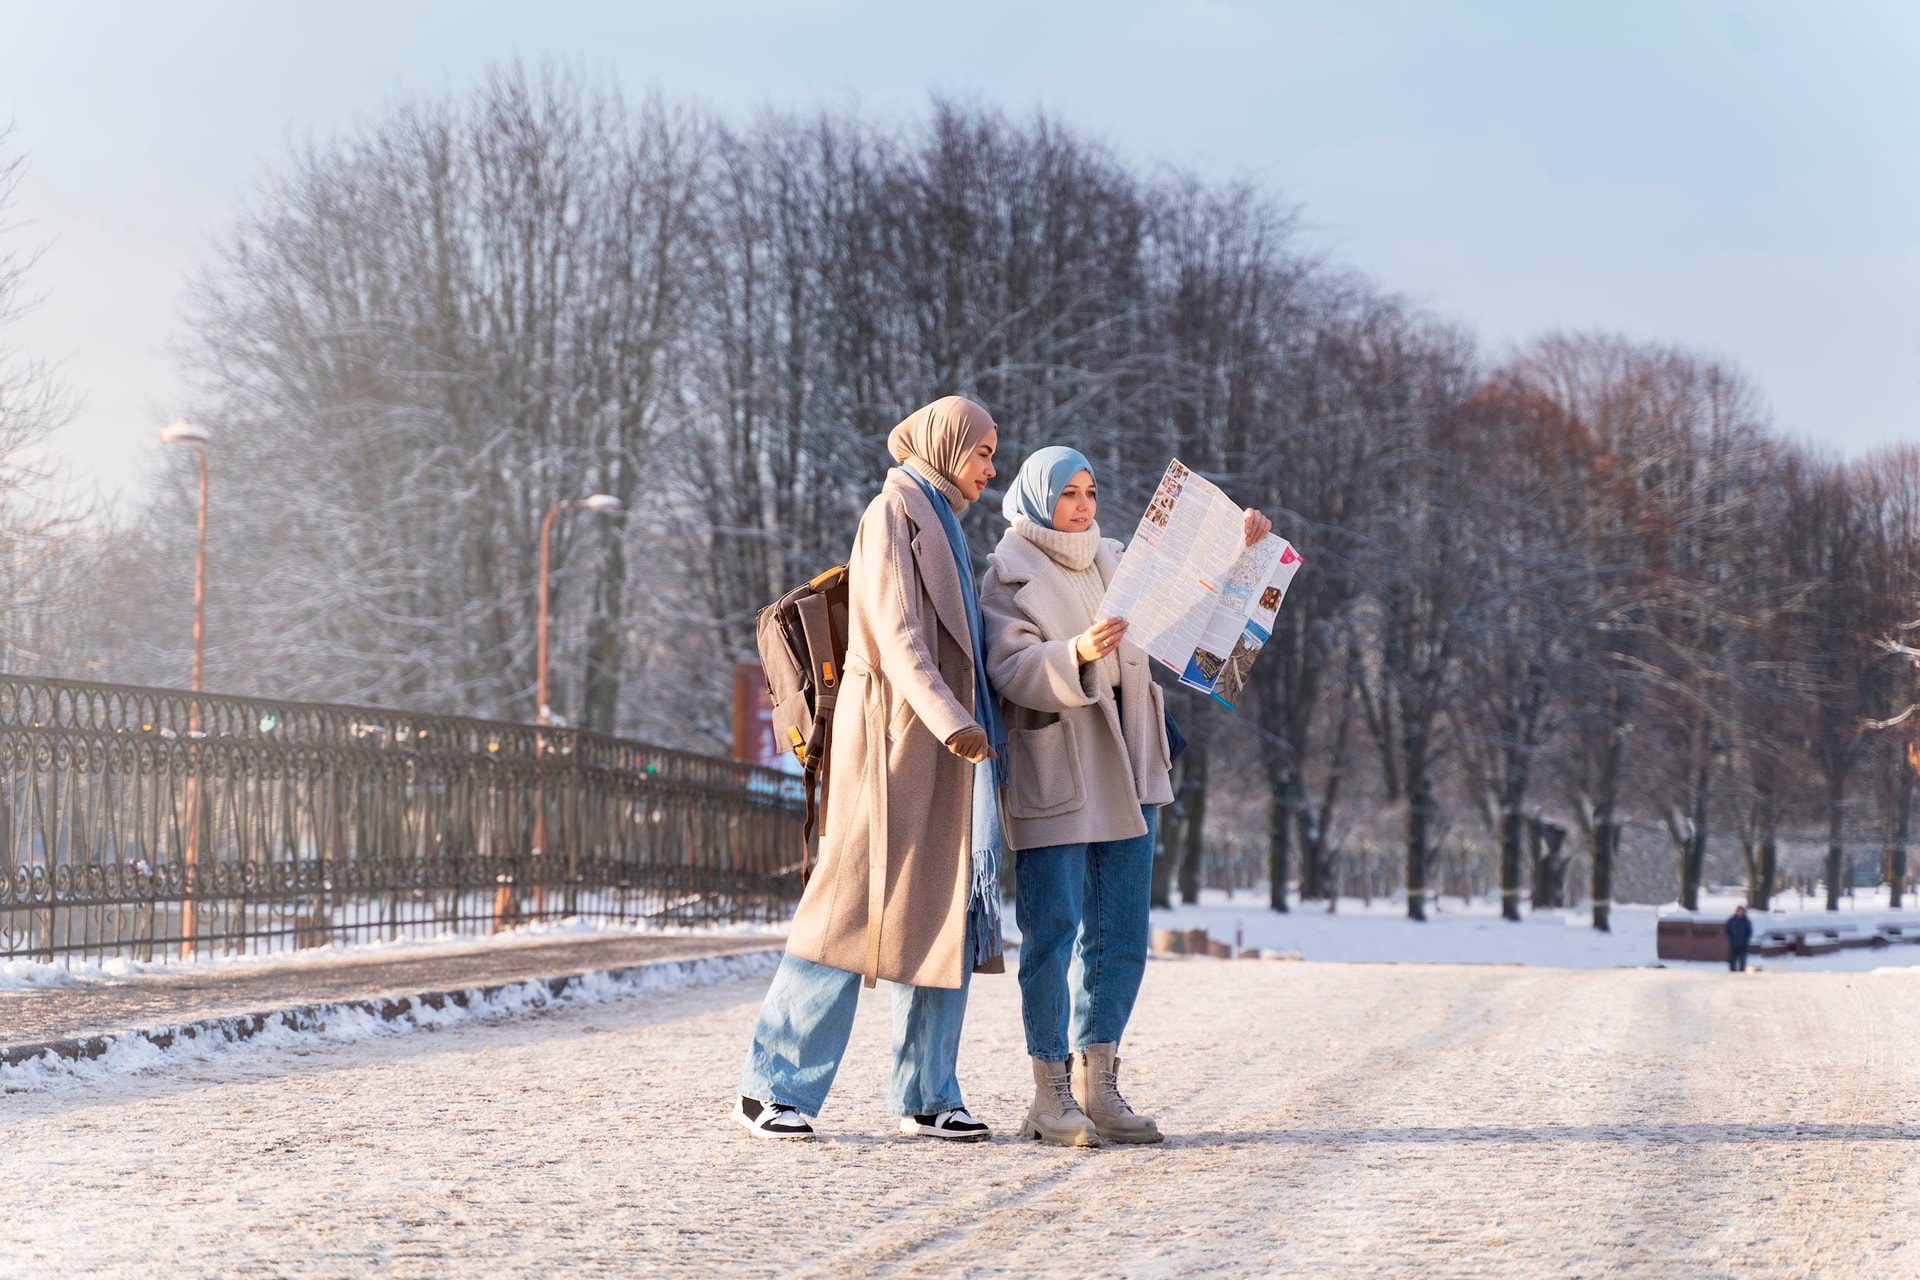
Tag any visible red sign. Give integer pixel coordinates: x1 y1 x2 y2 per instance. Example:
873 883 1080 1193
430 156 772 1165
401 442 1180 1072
732 662 786 769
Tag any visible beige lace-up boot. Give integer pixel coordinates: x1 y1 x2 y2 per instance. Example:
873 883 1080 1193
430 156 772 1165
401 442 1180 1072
1072 1042 1162 1143
1019 1057 1099 1147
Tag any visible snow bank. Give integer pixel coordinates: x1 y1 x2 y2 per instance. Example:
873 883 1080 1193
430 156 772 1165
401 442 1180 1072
0 915 787 990
0 948 779 1093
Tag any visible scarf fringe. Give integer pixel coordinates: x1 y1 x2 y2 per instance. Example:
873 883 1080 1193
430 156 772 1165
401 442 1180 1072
966 756 1005 968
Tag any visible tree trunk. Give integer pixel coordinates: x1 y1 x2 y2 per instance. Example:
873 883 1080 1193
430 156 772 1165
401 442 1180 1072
1500 808 1524 922
1296 774 1327 901
1590 684 1626 932
1529 816 1569 909
1267 770 1293 913
1754 835 1775 910
1527 814 1545 911
1591 819 1615 933
1256 665 1298 910
1406 776 1432 922
1179 738 1210 905
1826 776 1846 911
1299 799 1329 903
1296 799 1321 900
581 522 628 734
1889 762 1912 910
1677 754 1712 913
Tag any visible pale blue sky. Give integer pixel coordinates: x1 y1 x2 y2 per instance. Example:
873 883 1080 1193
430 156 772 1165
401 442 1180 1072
2 0 1915 500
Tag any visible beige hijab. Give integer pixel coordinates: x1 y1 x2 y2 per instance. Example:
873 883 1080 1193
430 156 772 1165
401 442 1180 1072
887 396 998 512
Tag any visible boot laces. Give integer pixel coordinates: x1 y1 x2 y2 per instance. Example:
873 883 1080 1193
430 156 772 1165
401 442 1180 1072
1100 1066 1137 1115
1050 1072 1080 1112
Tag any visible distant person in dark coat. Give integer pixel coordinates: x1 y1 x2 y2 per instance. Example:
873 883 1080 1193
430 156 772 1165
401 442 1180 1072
1725 905 1753 972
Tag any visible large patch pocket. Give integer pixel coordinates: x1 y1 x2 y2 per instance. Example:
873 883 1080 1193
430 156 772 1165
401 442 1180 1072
1008 719 1086 819
1148 681 1173 772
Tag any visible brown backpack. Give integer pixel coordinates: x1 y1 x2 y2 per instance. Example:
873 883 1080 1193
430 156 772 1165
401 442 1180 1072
755 566 850 878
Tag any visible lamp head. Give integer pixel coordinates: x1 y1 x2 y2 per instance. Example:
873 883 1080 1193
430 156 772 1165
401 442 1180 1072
580 494 622 514
159 418 209 446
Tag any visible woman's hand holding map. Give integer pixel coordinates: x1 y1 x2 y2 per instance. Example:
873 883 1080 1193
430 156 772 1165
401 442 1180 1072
1095 459 1302 709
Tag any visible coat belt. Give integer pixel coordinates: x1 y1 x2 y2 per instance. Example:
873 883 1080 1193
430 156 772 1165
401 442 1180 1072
863 682 888 988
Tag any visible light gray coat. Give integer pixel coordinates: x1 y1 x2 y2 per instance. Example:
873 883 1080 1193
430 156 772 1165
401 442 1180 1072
980 527 1175 852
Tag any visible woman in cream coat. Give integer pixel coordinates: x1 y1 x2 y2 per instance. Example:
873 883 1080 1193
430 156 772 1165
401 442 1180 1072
981 447 1268 1146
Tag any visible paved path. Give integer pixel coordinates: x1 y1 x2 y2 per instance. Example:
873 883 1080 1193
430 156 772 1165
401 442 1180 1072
5 960 1920 1278
0 933 775 1047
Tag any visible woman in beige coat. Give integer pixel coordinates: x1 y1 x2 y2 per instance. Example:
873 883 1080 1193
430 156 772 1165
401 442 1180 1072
982 447 1268 1147
735 396 1007 1142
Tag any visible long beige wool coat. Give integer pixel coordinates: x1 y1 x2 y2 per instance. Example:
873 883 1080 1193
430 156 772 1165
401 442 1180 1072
784 467 1003 989
980 526 1176 853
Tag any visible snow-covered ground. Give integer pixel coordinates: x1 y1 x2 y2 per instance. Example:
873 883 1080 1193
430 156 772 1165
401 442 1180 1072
6 958 1919 1277
1138 887 1920 973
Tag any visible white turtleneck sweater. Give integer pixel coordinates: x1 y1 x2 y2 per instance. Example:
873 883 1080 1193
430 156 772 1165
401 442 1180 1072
1009 514 1120 688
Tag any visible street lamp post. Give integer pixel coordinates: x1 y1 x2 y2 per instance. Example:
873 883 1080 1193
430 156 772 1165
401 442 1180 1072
495 493 622 933
160 418 210 957
160 419 210 693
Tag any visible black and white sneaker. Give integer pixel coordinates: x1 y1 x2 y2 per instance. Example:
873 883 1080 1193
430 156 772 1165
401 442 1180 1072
735 1095 815 1140
899 1107 991 1142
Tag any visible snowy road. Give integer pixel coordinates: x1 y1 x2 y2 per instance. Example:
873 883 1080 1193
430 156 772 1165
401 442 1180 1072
6 959 1920 1278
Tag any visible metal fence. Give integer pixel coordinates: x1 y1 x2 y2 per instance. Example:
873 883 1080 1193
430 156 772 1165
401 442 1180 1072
0 674 807 966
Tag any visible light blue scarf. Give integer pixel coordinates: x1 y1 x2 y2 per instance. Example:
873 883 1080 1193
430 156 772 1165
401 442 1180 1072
902 461 1007 970
1002 445 1094 528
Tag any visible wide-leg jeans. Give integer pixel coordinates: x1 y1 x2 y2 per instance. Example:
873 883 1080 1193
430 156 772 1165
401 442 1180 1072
737 952 972 1118
1014 805 1158 1061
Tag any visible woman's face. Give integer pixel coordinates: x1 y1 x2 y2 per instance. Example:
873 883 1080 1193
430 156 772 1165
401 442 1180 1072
954 430 998 501
1050 469 1097 532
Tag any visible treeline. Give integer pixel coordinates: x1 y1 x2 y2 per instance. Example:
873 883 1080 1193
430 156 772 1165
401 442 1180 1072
0 127 87 674
18 68 1920 921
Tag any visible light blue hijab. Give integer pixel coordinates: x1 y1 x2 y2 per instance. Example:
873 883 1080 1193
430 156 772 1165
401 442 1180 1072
1002 446 1095 529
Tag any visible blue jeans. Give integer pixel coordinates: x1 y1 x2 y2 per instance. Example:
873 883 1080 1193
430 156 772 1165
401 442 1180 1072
1014 806 1157 1061
737 952 972 1118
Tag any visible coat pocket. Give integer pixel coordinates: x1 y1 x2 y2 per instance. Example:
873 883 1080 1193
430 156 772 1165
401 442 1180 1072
1008 719 1086 819
1147 682 1174 772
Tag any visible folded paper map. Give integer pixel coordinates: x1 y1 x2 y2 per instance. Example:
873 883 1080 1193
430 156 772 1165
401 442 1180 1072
1096 458 1303 709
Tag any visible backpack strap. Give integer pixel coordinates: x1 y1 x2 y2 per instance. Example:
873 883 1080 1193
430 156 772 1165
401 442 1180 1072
793 590 841 884
800 769 818 882
794 592 840 738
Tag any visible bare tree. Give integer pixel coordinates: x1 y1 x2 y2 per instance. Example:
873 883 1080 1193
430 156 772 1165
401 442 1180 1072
0 125 85 671
1448 377 1591 920
116 68 704 730
1781 451 1883 909
1350 318 1478 921
1509 335 1771 921
1857 446 1920 904
1244 282 1405 912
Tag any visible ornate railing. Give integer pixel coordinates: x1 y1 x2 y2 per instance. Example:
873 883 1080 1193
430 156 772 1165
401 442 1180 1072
0 675 806 965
